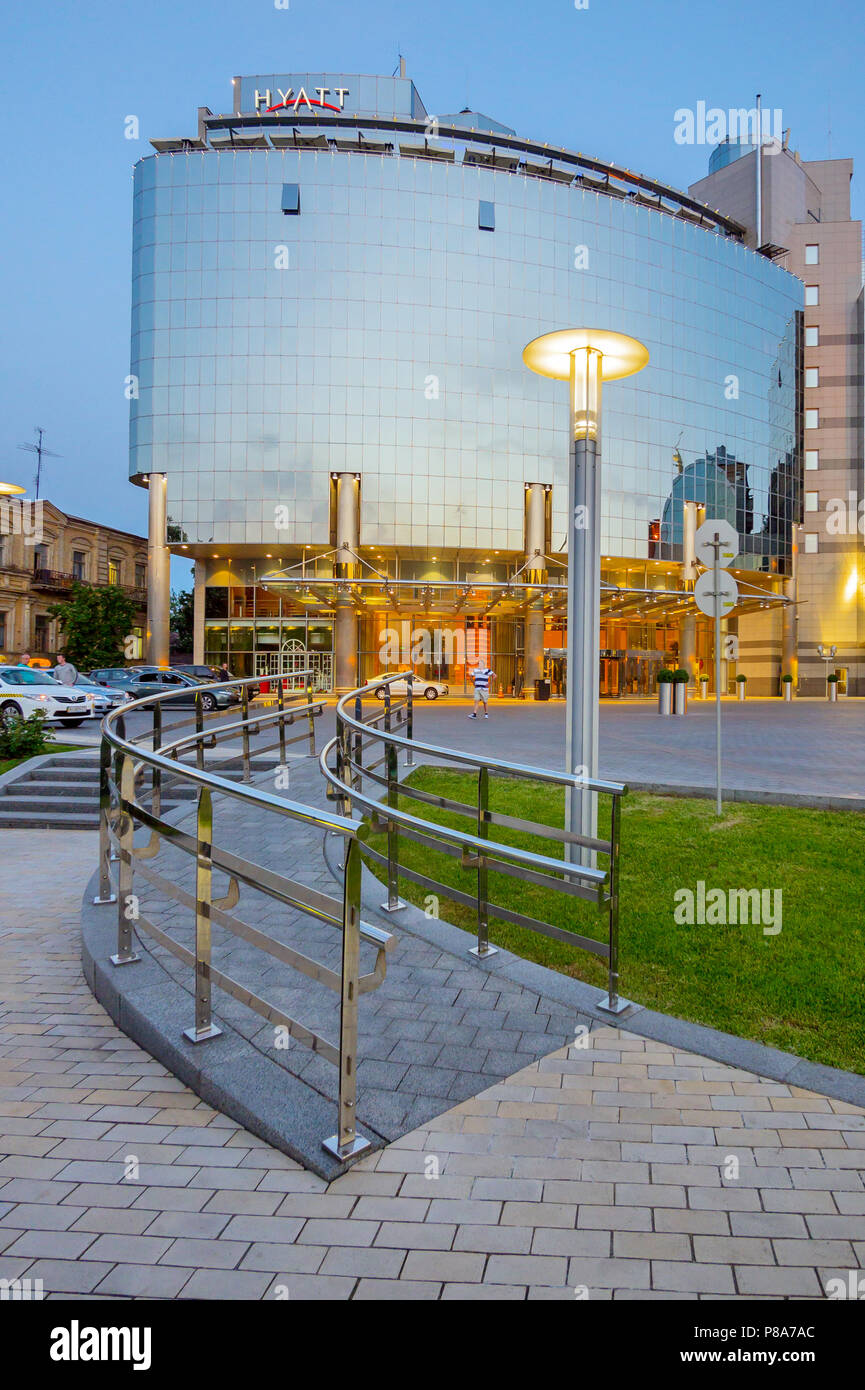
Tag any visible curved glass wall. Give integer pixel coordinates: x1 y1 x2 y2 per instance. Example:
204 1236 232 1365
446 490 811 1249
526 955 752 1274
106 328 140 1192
130 132 800 574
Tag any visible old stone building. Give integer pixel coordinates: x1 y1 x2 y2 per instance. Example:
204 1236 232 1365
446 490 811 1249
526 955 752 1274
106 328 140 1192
0 499 147 662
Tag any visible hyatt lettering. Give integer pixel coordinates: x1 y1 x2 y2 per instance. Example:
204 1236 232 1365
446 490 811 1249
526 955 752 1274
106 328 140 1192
254 87 350 114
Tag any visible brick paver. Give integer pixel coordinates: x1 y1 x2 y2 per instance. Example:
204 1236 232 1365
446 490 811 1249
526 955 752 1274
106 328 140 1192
2 830 863 1299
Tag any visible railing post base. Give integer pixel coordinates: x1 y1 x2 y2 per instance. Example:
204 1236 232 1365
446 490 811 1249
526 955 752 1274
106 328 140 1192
322 1133 371 1163
596 993 632 1015
110 950 141 966
379 897 407 913
93 892 117 906
469 943 499 959
183 1023 223 1043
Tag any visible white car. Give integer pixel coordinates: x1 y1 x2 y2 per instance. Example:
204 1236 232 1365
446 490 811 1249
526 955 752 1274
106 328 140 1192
0 666 94 728
373 676 449 701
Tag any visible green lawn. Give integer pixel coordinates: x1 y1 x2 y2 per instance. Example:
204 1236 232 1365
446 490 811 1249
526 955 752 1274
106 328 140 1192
363 769 865 1074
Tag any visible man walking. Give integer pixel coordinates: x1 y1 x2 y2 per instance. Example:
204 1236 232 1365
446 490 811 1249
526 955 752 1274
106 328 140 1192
468 663 495 718
52 652 78 685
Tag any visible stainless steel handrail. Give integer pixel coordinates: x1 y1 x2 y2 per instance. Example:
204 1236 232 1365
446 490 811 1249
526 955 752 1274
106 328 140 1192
320 671 629 1011
94 671 392 1163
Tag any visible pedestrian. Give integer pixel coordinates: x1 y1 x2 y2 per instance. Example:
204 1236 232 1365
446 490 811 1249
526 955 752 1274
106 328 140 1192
468 663 495 718
52 652 78 685
17 652 31 666
216 663 230 682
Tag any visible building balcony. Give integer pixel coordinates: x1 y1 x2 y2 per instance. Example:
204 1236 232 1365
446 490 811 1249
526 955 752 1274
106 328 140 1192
31 568 77 592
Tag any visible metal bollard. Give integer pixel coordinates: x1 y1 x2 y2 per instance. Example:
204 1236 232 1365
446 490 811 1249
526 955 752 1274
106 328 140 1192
379 741 405 913
323 833 369 1161
195 692 204 771
93 736 116 905
110 755 140 965
277 677 287 765
241 684 251 782
305 674 316 753
183 787 222 1042
151 701 162 817
469 766 497 958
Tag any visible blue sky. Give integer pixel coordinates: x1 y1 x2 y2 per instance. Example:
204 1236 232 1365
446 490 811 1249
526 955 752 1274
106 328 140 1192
1 0 862 587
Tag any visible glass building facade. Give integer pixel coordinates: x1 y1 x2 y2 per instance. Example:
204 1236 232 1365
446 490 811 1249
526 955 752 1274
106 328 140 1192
130 72 802 692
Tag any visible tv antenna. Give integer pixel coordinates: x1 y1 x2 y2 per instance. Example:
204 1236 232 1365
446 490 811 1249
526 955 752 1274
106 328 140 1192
18 427 62 499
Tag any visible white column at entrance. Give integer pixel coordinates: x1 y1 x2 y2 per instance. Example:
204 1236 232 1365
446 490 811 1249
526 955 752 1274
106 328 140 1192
193 560 206 665
146 473 171 667
680 500 698 685
524 483 547 687
782 522 799 689
333 473 360 691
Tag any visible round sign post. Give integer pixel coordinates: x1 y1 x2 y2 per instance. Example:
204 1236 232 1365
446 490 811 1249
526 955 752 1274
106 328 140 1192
693 521 739 816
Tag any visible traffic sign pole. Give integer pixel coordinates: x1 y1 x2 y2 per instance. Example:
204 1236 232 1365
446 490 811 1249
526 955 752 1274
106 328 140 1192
714 537 722 816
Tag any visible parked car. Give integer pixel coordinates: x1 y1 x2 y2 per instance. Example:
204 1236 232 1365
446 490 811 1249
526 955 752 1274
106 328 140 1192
88 667 233 712
0 665 94 728
172 665 243 704
373 676 449 701
66 677 130 717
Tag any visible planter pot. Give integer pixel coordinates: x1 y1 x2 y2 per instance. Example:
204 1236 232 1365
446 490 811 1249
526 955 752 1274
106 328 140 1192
658 684 672 716
699 683 709 700
828 685 838 702
737 685 746 701
783 685 792 702
673 683 687 716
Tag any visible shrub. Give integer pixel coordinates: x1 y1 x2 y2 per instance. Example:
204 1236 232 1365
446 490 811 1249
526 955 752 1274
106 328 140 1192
699 674 710 683
736 673 747 684
672 669 689 683
782 673 793 683
0 709 54 761
657 668 675 684
827 672 840 683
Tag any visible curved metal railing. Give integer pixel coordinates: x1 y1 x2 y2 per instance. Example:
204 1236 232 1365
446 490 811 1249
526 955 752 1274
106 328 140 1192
320 671 629 1012
93 672 393 1162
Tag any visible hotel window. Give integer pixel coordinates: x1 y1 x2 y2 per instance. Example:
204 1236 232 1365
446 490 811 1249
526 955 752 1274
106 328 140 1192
0 537 5 567
478 200 495 231
805 367 819 388
135 561 146 589
805 408 819 429
108 559 121 586
805 285 819 306
804 491 819 512
805 450 819 471
804 244 819 265
805 326 819 347
281 183 300 214
72 550 86 581
0 612 6 649
804 533 818 553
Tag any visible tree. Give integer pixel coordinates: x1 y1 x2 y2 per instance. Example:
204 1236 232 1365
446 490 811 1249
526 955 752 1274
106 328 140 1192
170 589 194 653
48 584 138 670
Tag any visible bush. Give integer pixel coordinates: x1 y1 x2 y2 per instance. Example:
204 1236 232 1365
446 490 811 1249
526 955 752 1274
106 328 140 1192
736 673 747 683
672 669 689 683
827 672 840 683
657 668 675 684
699 674 710 683
0 709 54 761
782 673 793 683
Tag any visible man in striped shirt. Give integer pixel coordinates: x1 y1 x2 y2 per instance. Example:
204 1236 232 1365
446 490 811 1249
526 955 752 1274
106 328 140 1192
468 665 496 718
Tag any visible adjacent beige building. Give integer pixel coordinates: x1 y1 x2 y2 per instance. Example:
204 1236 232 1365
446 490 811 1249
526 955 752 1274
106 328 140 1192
0 500 147 663
692 137 864 696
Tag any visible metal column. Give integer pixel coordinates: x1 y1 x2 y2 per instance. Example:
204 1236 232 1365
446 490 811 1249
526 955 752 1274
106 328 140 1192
565 347 602 866
333 473 359 691
524 483 547 687
680 500 698 686
146 472 170 667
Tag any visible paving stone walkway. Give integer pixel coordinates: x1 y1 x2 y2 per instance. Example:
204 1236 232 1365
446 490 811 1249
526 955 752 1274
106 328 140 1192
2 830 864 1300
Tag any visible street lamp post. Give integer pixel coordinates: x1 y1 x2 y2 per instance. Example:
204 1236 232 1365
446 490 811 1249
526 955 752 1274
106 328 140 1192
523 329 649 864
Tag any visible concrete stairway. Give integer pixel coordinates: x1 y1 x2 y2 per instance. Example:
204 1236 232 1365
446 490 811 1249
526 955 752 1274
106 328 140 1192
0 752 277 829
